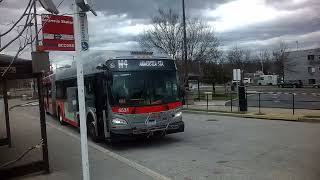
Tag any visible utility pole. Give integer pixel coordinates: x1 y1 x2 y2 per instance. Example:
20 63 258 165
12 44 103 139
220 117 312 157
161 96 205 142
30 25 34 51
33 0 39 49
32 0 39 98
182 0 188 82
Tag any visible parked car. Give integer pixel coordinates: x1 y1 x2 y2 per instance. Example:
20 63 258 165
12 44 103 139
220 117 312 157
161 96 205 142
278 80 303 88
243 78 252 84
312 83 320 88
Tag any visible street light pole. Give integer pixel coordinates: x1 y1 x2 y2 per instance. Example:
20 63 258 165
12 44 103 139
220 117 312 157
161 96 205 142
182 0 188 81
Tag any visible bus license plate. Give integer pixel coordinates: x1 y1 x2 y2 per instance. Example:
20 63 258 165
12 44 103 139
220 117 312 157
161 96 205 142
146 119 157 126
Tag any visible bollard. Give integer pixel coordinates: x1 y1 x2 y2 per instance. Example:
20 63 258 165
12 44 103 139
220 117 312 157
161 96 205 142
258 93 261 114
206 93 209 112
292 93 295 115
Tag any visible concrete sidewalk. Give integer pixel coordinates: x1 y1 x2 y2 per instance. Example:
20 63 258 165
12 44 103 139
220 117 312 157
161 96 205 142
0 101 162 180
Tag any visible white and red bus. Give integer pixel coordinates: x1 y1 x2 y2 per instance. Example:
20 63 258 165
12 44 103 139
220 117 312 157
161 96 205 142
43 51 184 142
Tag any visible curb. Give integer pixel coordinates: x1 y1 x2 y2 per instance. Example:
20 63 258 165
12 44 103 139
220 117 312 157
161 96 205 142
182 109 320 123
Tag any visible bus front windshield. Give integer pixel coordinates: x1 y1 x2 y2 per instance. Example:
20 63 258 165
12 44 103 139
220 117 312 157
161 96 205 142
109 71 180 106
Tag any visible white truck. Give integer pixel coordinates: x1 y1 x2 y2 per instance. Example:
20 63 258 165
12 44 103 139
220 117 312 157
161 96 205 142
256 75 278 85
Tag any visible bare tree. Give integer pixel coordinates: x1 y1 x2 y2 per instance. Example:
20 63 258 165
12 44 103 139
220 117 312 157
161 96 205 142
185 18 220 62
227 46 246 70
139 9 182 60
139 8 220 63
257 49 272 74
272 41 296 81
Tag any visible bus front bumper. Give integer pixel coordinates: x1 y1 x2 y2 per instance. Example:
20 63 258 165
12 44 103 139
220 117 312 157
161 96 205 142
110 121 184 139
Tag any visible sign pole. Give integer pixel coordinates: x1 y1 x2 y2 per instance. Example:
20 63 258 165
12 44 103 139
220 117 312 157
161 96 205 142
73 1 90 180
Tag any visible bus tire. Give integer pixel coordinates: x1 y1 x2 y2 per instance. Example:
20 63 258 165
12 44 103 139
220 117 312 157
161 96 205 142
87 115 99 142
58 108 66 125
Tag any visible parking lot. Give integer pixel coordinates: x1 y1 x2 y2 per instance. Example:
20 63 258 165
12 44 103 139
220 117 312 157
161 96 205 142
3 103 320 179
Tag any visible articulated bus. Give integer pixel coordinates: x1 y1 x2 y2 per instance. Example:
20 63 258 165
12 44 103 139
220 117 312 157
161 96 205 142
43 51 184 142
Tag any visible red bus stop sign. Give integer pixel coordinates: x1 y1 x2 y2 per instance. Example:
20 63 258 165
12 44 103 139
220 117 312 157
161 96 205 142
41 14 75 51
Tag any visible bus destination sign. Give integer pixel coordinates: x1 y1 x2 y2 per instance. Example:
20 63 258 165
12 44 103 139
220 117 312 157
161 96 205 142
107 59 176 71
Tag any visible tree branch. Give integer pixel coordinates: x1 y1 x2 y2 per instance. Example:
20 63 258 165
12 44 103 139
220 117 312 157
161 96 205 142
0 0 33 37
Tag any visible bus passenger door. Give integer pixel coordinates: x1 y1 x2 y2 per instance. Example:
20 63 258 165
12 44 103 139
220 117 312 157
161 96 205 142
66 87 79 125
94 74 108 139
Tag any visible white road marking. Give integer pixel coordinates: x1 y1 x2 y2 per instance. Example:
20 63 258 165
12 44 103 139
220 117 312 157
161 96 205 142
46 122 171 180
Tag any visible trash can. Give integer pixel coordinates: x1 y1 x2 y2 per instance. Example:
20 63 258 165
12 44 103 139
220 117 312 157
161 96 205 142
238 86 247 112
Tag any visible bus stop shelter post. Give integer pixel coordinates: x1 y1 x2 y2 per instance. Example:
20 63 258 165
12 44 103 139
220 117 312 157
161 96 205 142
2 80 11 147
37 75 49 173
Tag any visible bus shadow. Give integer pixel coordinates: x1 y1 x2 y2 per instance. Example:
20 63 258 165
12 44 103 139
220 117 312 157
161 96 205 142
45 114 184 151
101 135 183 151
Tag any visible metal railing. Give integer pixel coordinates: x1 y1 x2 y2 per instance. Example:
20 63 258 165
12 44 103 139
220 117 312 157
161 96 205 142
184 91 320 115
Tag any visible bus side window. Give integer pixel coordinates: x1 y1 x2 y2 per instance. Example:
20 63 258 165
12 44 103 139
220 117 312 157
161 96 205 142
85 77 95 107
56 82 64 99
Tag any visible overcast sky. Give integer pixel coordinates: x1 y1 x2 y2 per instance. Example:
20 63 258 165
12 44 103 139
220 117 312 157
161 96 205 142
0 0 319 66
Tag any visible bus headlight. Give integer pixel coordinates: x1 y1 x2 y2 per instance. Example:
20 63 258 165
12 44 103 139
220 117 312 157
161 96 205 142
112 118 128 125
175 111 182 117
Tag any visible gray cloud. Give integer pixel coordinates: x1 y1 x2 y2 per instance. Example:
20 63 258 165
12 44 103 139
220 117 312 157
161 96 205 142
1 0 320 63
94 0 228 19
265 0 320 11
217 0 320 51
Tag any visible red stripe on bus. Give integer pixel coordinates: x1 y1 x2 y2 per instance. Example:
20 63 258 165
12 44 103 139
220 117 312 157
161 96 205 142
167 101 182 109
112 101 182 114
65 118 79 127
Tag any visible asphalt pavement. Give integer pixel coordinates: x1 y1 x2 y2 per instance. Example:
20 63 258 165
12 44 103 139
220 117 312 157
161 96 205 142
3 103 320 180
101 112 320 179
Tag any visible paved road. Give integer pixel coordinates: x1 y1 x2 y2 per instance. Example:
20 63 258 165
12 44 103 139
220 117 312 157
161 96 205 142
41 109 320 179
5 102 320 180
226 93 320 109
